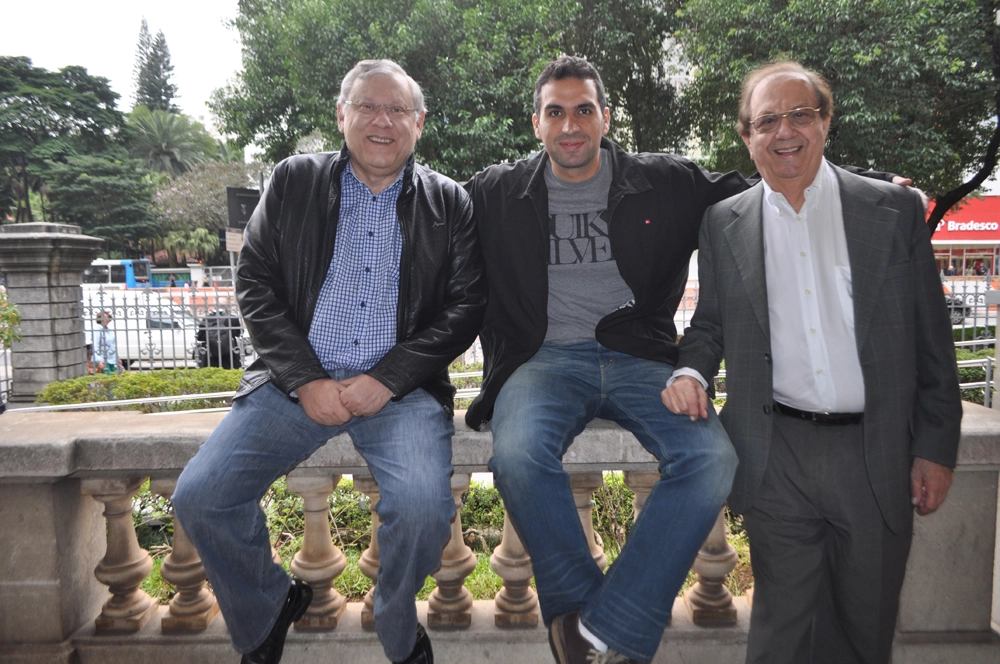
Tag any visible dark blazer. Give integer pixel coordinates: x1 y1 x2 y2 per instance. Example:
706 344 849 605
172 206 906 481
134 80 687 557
676 166 962 534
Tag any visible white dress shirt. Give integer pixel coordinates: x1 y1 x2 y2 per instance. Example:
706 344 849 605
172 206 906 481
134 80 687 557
762 160 865 413
670 160 865 414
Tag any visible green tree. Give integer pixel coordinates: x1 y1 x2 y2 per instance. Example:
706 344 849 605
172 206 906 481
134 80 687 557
0 56 123 222
126 106 217 175
157 160 267 234
164 227 221 264
44 148 159 256
212 0 570 179
133 19 180 113
677 0 1000 227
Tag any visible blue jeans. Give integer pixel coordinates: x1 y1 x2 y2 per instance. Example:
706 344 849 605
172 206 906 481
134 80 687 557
173 375 455 661
490 341 737 662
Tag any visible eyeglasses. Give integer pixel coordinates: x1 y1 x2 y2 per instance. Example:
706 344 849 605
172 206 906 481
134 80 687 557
750 107 822 133
343 100 418 119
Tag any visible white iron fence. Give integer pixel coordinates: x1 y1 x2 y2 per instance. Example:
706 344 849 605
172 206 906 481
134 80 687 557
82 284 256 372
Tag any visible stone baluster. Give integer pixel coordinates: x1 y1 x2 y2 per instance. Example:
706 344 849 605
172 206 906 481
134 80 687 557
490 511 538 627
622 471 659 520
81 478 159 633
287 471 348 630
149 477 219 632
428 473 478 628
683 507 738 625
354 475 382 631
569 472 607 570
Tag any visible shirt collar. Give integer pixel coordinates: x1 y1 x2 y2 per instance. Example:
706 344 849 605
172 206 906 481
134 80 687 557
342 161 405 197
761 158 832 214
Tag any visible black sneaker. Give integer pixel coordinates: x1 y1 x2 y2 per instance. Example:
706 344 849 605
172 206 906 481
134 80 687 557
548 612 639 664
241 578 313 664
393 623 433 664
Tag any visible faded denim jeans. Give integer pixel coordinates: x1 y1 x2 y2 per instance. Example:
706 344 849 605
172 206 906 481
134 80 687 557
173 375 454 661
489 341 737 662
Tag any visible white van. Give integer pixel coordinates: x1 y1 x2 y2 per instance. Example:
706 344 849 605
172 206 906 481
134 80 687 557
82 289 199 368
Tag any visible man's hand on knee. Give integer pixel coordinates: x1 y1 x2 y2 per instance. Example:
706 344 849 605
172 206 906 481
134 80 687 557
297 378 352 426
340 374 393 417
661 375 709 421
910 457 954 515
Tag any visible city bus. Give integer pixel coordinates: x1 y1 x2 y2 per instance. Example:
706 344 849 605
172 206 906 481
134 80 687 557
82 259 152 289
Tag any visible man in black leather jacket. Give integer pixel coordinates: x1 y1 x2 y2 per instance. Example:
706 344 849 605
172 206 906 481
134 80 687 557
174 60 485 664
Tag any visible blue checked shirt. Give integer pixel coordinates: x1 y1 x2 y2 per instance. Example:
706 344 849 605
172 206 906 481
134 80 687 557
307 163 403 373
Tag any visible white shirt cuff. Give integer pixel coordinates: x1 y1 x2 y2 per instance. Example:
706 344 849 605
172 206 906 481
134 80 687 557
667 368 708 390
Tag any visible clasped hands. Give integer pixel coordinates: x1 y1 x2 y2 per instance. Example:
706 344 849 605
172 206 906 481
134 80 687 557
296 374 393 426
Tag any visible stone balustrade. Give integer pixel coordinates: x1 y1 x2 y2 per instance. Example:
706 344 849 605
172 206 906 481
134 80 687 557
1 404 999 664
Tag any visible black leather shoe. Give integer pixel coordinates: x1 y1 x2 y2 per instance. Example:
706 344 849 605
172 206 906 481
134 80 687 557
393 623 433 664
241 578 313 664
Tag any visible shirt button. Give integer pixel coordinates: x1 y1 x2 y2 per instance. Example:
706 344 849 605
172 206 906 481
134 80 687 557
360 302 366 308
365 267 371 272
816 369 824 375
353 340 359 345
810 327 816 334
805 289 812 295
800 251 806 257
368 231 374 237
796 216 802 221
371 196 376 202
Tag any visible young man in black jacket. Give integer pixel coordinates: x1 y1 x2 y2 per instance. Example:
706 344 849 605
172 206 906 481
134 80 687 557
464 56 897 664
173 60 486 664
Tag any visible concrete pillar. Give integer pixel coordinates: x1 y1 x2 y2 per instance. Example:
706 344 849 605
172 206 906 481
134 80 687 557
0 223 102 401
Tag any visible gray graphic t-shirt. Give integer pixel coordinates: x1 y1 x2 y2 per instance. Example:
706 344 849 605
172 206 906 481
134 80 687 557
544 149 634 342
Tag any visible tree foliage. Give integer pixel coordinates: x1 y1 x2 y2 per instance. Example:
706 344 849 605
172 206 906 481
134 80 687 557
677 0 1000 226
43 148 159 255
213 0 574 179
133 19 180 113
156 160 267 233
126 106 217 175
0 56 123 221
561 0 687 153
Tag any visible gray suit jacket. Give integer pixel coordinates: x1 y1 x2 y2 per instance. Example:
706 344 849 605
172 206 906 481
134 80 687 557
676 167 962 534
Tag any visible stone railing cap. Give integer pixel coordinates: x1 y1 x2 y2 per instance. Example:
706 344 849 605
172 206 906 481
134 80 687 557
1 404 998 480
0 222 82 235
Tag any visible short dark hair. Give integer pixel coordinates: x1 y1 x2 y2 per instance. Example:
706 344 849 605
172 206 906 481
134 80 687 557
533 55 608 116
737 60 833 137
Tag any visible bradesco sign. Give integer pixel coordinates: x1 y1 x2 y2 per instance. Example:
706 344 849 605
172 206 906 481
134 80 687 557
933 196 1000 243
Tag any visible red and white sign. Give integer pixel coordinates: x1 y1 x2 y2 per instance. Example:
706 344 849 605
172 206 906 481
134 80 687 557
932 196 1000 243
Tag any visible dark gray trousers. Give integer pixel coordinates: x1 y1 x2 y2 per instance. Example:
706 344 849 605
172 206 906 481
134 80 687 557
743 412 913 664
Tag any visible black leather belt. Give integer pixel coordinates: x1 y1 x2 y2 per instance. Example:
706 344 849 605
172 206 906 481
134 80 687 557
773 401 863 425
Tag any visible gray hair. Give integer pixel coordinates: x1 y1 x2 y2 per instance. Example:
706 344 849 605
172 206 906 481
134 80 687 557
337 59 426 114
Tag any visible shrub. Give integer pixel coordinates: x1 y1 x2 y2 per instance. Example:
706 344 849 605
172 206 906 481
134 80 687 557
956 347 995 404
36 367 242 412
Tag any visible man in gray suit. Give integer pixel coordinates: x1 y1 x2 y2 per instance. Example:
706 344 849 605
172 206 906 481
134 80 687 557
661 60 961 664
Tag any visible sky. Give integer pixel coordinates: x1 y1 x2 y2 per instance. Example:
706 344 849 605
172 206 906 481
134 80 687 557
3 1 243 133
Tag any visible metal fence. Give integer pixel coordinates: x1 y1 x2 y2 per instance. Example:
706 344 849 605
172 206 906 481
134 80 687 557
2 274 996 408
82 284 256 372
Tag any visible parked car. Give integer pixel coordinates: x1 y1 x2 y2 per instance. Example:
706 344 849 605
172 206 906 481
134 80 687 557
83 289 199 368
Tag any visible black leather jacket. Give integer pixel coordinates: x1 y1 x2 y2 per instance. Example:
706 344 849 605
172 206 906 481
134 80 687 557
235 147 486 413
464 138 894 429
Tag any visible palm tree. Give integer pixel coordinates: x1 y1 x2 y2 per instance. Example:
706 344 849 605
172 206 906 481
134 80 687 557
164 228 220 264
127 106 217 176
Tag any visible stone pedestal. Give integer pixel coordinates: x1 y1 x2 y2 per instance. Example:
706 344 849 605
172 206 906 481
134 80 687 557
0 223 102 401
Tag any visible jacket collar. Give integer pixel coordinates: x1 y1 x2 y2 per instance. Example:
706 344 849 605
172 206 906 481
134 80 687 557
332 144 417 197
510 137 652 201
